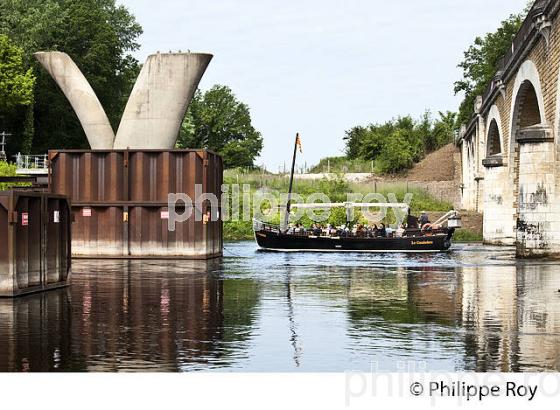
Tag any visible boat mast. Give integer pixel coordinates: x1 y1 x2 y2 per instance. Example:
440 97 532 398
282 133 299 232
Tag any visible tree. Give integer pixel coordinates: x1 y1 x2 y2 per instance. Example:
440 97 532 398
0 34 35 111
454 12 526 127
177 85 263 168
432 111 457 148
0 0 142 155
421 111 456 152
343 125 369 159
0 34 36 155
376 129 414 174
340 110 456 175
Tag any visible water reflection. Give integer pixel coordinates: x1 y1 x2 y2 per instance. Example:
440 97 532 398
461 264 560 372
1 243 560 372
344 261 560 371
0 259 261 371
0 288 72 372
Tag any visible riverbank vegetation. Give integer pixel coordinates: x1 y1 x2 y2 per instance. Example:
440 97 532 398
0 160 17 190
307 111 456 176
453 229 483 243
341 111 457 174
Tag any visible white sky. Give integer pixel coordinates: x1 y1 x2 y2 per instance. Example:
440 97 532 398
119 0 527 171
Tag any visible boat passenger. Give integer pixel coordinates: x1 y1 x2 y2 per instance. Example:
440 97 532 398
356 224 365 238
386 226 393 238
419 211 430 227
406 209 419 229
378 223 387 238
312 224 322 236
395 224 405 238
370 224 378 238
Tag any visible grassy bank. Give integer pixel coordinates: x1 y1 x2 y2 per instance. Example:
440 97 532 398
453 229 483 243
223 170 454 241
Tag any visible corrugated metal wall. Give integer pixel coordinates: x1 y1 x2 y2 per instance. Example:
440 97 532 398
0 191 71 297
49 150 223 259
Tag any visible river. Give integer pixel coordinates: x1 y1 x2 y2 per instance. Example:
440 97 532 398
1 242 559 372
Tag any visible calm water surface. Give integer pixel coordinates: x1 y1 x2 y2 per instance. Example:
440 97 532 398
1 242 560 372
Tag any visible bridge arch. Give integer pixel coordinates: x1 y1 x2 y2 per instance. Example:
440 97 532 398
509 60 546 160
486 105 503 157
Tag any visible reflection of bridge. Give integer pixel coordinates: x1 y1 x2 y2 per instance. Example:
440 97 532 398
458 0 560 257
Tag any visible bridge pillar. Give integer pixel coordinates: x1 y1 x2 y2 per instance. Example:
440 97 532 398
515 126 556 257
482 164 515 246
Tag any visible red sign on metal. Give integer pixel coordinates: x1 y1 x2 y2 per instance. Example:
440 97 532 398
21 212 29 226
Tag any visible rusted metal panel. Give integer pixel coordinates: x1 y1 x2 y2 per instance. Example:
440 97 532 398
49 149 223 259
0 190 71 297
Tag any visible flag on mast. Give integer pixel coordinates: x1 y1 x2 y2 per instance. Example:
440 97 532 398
295 134 303 154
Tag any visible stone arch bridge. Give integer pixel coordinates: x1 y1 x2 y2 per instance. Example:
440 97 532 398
459 0 560 257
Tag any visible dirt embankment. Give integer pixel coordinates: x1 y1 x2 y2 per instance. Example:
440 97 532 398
368 143 458 183
404 143 457 182
366 144 462 208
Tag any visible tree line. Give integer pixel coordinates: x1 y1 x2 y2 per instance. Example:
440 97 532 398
343 111 456 174
0 0 262 168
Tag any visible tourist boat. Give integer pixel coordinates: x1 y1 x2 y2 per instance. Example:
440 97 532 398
253 133 461 253
253 210 460 253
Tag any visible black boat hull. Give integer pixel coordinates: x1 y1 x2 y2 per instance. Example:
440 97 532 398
255 229 453 253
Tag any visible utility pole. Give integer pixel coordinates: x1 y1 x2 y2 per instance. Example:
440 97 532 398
0 132 11 161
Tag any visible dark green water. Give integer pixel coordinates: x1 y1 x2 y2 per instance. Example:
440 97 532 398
1 242 559 372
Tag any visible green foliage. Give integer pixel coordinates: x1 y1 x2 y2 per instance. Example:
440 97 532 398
0 160 16 174
0 0 142 155
0 34 35 111
453 229 483 242
224 220 255 241
177 85 263 169
341 111 456 175
376 129 414 173
0 161 29 191
309 156 374 174
349 182 453 214
454 12 525 127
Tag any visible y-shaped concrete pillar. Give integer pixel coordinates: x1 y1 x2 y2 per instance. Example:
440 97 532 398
34 52 115 149
113 52 213 149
